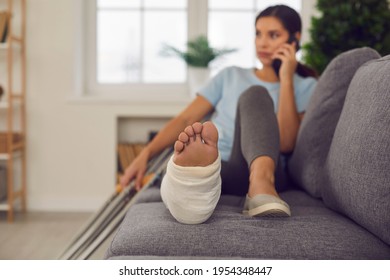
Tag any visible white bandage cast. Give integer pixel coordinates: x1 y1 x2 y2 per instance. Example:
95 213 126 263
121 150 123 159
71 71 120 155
160 154 222 224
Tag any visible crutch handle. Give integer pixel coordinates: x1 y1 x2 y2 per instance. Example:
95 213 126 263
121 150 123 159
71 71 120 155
142 173 155 186
115 172 155 194
115 183 123 194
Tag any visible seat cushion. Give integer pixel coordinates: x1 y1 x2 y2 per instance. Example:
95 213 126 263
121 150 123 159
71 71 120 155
289 48 380 198
322 55 390 245
105 191 390 259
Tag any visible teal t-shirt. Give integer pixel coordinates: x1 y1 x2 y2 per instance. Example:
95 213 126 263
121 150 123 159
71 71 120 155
199 66 317 161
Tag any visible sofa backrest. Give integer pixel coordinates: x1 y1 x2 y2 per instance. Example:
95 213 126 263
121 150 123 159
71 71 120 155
289 48 381 197
322 55 390 245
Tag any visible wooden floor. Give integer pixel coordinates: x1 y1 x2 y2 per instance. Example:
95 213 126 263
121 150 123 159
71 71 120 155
0 211 112 260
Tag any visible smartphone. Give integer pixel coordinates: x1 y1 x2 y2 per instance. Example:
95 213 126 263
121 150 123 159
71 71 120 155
272 34 300 77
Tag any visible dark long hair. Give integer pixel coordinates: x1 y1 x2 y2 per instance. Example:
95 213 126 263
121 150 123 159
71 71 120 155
256 5 318 78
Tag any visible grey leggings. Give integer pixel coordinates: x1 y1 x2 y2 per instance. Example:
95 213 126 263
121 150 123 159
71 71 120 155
220 85 288 196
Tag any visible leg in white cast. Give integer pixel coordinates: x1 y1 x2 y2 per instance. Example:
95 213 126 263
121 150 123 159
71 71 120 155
160 122 221 224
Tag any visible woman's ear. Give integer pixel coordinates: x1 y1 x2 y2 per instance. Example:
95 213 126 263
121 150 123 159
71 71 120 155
294 32 301 41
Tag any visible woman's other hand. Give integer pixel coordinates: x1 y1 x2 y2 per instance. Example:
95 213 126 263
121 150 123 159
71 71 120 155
120 147 150 191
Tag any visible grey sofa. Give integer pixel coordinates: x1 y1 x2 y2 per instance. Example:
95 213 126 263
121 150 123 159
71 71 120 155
105 48 390 260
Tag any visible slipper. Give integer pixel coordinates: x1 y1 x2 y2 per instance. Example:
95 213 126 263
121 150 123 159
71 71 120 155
243 194 291 217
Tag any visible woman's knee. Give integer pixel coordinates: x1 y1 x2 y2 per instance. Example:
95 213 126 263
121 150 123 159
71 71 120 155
238 86 274 111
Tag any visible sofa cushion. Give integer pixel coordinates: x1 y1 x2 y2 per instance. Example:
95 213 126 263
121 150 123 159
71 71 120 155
105 191 390 259
322 55 390 245
133 185 163 204
289 48 381 197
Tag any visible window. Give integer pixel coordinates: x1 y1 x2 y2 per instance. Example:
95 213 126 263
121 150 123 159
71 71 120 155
96 0 187 84
86 0 302 99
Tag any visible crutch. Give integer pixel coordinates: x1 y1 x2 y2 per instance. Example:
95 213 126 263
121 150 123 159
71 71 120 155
76 150 171 259
73 148 171 260
58 148 170 260
57 187 121 259
59 151 164 257
58 147 172 260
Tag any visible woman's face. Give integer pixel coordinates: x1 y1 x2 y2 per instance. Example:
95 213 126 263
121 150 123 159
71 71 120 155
255 16 290 66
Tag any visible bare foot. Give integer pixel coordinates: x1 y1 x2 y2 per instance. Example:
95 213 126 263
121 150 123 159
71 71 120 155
173 121 218 167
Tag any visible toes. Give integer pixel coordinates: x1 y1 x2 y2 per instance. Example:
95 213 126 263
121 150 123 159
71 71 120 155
201 121 218 146
184 125 195 138
178 132 189 143
192 122 203 134
174 140 185 153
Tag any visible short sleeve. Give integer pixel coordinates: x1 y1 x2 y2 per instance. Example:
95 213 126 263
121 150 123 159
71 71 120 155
198 68 227 106
295 77 317 113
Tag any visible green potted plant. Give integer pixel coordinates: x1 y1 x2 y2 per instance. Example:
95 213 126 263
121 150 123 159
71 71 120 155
161 35 237 96
302 0 390 75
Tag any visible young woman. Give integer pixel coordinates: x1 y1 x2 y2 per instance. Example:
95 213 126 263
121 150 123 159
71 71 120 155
120 5 317 224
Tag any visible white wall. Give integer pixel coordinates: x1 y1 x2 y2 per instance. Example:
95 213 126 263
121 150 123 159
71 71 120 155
26 0 186 211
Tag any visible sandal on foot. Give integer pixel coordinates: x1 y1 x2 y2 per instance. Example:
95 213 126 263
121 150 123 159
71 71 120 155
243 194 291 217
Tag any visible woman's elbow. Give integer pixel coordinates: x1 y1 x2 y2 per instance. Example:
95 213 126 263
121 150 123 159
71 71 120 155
279 137 296 154
280 144 294 154
279 125 300 153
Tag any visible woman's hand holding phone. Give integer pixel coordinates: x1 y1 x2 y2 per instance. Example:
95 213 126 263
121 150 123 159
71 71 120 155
272 35 299 79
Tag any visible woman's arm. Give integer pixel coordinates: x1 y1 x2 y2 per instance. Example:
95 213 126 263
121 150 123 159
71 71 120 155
277 79 301 153
273 42 301 153
120 95 214 189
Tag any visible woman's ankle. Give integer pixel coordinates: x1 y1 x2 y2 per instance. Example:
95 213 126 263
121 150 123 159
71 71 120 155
248 177 279 198
248 156 278 198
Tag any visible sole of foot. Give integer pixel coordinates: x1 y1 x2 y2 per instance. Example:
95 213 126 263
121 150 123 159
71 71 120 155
173 121 218 167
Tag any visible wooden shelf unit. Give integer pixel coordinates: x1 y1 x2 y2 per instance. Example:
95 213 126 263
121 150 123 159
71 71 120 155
0 0 27 222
